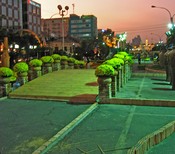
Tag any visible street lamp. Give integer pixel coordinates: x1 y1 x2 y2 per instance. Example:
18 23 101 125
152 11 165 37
151 5 175 28
57 5 69 51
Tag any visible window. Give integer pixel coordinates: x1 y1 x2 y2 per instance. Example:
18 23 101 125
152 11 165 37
8 8 12 17
2 19 7 26
8 0 12 5
14 0 18 7
14 10 18 19
33 17 36 24
37 8 40 15
29 15 32 22
8 20 12 27
33 7 36 14
14 21 18 27
33 26 36 33
2 6 6 16
29 5 32 12
2 0 6 3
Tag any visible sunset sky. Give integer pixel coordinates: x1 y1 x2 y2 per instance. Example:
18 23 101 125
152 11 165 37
34 0 175 43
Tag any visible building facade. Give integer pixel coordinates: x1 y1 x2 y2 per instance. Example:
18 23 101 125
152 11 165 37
0 0 41 36
69 14 98 40
0 0 23 30
41 17 69 40
22 0 41 36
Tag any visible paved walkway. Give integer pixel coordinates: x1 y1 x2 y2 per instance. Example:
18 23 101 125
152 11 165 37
3 64 175 154
9 64 175 105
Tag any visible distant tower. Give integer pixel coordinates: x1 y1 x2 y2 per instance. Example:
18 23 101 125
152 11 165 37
145 39 148 46
72 4 75 14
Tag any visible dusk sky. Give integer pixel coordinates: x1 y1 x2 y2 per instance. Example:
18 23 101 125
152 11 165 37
34 0 175 43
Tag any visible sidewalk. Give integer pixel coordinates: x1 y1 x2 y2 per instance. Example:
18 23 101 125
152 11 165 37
3 64 175 154
9 64 175 105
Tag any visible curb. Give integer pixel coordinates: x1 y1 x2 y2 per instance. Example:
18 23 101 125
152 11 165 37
127 120 175 154
32 103 99 154
108 98 175 107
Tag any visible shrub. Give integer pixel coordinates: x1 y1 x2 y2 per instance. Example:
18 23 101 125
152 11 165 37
118 51 128 56
103 59 120 70
0 67 14 77
68 57 76 63
74 60 80 65
125 55 134 64
10 76 16 82
41 56 54 63
61 55 68 61
95 64 116 77
74 60 85 65
51 54 61 60
78 60 85 65
29 59 43 67
13 62 29 73
112 58 124 65
113 54 125 60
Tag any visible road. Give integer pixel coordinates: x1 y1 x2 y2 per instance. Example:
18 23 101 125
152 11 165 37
1 98 175 154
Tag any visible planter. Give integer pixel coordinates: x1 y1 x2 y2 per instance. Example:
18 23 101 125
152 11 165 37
120 66 124 88
116 69 121 92
17 72 28 77
54 60 60 63
42 63 53 74
97 76 112 103
60 60 68 69
68 62 74 69
60 60 68 65
52 62 60 71
0 77 12 96
111 74 118 97
79 64 85 69
0 77 11 84
28 67 42 81
74 64 79 69
31 66 42 71
43 63 52 67
17 72 28 85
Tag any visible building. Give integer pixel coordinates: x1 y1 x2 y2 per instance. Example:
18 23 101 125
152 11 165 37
0 0 23 31
22 0 41 36
132 35 142 47
0 0 41 37
69 14 98 40
41 17 69 40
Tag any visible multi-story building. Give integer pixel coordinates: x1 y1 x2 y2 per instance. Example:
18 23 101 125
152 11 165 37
41 17 69 40
69 14 98 40
0 0 41 36
22 0 41 36
0 0 23 31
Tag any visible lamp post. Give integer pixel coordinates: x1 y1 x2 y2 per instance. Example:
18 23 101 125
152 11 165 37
57 5 69 51
151 5 175 28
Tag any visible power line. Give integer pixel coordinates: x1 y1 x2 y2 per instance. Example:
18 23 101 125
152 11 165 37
114 24 167 33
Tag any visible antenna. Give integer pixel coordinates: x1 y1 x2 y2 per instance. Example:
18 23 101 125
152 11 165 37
72 4 75 14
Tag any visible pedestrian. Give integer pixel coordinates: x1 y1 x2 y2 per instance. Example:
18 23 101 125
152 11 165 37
9 49 16 69
137 53 141 64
